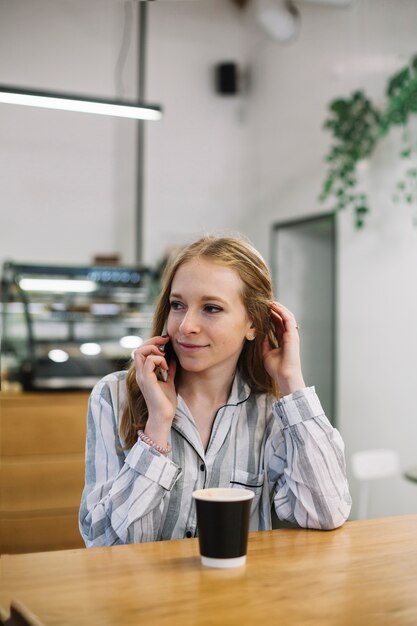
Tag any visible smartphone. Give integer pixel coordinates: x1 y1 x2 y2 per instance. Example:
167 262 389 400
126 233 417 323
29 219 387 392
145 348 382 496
156 323 173 382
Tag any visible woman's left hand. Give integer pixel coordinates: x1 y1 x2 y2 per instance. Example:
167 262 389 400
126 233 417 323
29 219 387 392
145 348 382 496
262 301 306 396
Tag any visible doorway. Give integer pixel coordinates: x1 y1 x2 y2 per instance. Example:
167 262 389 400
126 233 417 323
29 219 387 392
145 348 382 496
270 213 336 424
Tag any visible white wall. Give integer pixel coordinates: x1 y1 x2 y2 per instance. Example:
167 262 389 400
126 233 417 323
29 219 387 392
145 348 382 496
0 0 138 265
0 0 248 268
144 0 248 265
241 0 417 518
338 133 417 518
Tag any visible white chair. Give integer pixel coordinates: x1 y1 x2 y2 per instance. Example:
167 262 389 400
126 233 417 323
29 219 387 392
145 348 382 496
350 449 401 519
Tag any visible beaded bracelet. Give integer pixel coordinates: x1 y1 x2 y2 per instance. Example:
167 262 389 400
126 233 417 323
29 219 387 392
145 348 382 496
137 430 171 455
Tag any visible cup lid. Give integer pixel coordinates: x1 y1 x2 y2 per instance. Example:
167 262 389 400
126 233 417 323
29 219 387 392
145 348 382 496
192 487 255 502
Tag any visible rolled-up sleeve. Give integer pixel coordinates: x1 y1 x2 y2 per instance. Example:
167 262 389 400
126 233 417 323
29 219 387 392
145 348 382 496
266 386 352 530
79 379 182 547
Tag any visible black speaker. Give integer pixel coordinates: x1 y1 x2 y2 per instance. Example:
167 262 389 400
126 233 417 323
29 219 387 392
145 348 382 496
215 62 238 95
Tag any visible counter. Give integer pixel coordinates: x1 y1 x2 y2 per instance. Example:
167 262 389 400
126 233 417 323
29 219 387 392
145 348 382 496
0 391 89 553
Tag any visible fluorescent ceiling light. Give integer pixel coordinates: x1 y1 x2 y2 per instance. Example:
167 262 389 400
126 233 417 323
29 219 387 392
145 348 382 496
300 0 350 4
0 85 162 121
19 278 96 293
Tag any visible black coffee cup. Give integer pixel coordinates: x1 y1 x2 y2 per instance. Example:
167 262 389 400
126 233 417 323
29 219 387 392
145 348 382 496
192 487 254 568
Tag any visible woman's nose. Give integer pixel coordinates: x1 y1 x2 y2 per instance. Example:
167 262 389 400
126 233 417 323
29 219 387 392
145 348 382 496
178 310 199 334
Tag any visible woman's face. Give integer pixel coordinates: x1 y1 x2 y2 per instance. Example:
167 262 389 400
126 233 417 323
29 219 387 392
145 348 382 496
167 258 254 378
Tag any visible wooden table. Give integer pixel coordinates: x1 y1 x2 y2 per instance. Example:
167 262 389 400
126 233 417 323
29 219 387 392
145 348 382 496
1 515 417 626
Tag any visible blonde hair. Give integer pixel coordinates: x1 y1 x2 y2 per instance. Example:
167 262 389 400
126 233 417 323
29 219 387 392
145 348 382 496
120 235 279 448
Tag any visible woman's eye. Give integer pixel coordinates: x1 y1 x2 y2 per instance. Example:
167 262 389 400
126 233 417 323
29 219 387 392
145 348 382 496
169 301 183 311
204 305 223 314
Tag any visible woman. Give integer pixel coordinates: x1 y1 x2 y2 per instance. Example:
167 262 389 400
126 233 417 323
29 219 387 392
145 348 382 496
79 235 351 547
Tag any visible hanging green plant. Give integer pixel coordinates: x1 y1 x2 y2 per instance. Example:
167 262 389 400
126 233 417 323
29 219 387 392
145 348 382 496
392 139 417 224
319 91 381 228
383 55 417 221
381 55 417 131
320 54 417 228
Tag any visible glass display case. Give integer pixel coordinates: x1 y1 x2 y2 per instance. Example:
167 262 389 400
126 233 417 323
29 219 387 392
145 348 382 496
1 261 155 391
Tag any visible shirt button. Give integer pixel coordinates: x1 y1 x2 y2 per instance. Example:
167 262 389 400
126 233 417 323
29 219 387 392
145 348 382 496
186 531 192 538
200 463 205 471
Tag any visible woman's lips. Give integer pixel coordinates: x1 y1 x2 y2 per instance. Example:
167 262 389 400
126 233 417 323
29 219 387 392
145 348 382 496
177 342 208 352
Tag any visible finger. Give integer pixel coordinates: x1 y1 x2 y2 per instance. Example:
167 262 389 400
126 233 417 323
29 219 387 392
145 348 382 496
270 309 284 326
143 354 167 375
143 335 170 348
271 301 295 319
270 309 284 344
262 336 272 359
134 344 166 360
271 302 298 331
133 346 165 373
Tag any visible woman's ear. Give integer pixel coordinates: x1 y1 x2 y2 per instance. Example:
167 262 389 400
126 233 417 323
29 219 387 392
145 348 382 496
246 324 256 341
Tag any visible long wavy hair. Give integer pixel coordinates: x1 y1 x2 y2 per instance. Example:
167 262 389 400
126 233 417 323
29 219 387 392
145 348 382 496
120 235 279 448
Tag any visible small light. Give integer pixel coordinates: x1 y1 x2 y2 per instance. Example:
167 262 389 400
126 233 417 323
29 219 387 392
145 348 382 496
48 349 69 363
120 335 143 349
80 343 102 356
19 278 96 293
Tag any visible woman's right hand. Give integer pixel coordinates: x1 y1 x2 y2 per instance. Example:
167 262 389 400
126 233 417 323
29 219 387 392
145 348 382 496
133 336 177 436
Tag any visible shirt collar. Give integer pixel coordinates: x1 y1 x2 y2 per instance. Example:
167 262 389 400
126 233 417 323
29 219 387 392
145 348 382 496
225 370 251 406
176 369 251 408
172 370 251 458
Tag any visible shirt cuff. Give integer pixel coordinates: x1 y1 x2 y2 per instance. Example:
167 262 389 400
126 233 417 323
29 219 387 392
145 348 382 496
125 439 182 490
273 386 325 427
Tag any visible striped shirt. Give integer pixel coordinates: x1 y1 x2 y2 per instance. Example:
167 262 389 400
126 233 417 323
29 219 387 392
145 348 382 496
79 371 351 547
